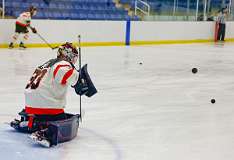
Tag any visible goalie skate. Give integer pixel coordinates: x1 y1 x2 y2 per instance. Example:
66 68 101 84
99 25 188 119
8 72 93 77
10 119 30 132
29 130 51 147
10 119 21 130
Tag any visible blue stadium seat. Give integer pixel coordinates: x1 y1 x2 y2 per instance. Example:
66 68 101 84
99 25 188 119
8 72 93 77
131 15 140 21
103 13 111 20
65 4 74 10
53 12 63 19
62 12 70 19
34 12 45 19
13 11 21 17
12 2 21 8
49 3 58 9
74 4 82 10
31 2 40 8
58 3 66 10
5 1 13 7
39 3 49 9
44 11 54 19
96 14 106 20
79 13 87 20
70 12 80 19
4 0 140 20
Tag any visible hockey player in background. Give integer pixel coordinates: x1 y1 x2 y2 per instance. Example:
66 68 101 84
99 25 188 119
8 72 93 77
217 7 228 41
10 42 97 147
9 6 37 49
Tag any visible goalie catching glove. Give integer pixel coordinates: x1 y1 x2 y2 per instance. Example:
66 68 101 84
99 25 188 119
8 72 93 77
72 64 97 97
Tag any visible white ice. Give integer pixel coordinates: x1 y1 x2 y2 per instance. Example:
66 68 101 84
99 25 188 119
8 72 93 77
1 43 234 160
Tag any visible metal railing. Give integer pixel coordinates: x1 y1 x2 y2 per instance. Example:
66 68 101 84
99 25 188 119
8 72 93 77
134 0 150 16
1 0 234 21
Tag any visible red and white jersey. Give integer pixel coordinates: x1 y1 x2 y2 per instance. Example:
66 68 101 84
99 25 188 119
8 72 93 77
16 12 31 27
24 60 79 110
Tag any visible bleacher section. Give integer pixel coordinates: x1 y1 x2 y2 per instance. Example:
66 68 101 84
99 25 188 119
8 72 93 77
120 0 230 15
2 0 140 20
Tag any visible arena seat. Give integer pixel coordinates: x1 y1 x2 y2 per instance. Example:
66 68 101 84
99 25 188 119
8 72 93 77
2 0 140 20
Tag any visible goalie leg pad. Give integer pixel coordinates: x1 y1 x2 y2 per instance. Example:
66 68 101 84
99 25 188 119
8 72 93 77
46 113 80 146
73 64 97 97
11 111 80 146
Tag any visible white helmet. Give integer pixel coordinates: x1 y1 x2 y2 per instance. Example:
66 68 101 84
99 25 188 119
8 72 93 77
57 42 79 63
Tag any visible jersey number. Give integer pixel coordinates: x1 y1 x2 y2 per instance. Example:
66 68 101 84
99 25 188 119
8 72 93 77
25 68 47 89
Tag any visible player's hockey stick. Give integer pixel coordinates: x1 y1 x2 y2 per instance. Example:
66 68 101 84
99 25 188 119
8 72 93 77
78 35 82 122
36 33 59 50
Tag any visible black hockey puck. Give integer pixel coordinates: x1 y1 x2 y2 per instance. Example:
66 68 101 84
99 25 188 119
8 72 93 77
139 62 142 65
211 99 216 104
192 68 198 74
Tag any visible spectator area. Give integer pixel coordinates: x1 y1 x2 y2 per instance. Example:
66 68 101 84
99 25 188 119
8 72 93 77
1 0 140 20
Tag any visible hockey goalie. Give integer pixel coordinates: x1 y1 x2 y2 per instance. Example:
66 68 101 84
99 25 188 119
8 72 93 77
10 42 97 147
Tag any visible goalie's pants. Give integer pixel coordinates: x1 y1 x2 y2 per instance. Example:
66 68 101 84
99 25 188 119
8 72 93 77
25 106 66 129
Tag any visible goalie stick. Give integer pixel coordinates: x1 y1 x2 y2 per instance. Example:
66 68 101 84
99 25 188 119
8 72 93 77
78 35 82 122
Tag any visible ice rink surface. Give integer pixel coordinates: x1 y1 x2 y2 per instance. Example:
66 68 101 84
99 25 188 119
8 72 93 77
1 43 234 160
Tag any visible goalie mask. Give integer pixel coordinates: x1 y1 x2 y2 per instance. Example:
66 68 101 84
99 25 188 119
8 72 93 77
57 43 79 64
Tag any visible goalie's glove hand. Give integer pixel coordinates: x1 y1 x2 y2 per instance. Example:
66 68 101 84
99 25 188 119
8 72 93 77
72 78 89 96
31 27 37 34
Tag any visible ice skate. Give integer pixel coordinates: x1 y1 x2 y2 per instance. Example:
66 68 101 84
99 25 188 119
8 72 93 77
10 119 29 132
19 42 27 49
8 42 14 49
29 130 51 147
10 119 21 129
